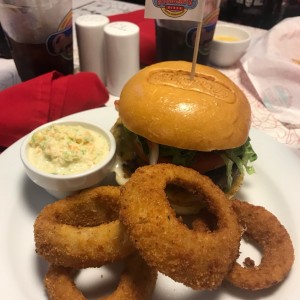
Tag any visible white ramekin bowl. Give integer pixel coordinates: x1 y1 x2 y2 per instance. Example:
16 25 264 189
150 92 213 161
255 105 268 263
20 120 116 199
209 24 251 68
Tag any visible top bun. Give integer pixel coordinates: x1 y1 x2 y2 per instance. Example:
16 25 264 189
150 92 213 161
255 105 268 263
118 61 251 151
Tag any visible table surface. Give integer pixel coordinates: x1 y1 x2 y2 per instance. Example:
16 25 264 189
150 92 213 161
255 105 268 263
1 0 300 151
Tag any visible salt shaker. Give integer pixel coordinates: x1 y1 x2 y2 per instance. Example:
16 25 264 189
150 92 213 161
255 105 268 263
104 21 140 96
75 14 109 84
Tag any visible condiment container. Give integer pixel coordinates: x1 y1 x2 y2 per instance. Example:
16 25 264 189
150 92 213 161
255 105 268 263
75 14 109 84
104 21 140 97
209 24 251 67
20 120 116 199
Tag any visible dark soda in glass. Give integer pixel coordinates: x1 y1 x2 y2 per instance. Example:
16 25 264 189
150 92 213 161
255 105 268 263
6 35 73 81
155 21 217 65
0 0 73 81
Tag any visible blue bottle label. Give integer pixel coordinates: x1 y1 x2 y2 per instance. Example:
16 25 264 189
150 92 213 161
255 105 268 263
46 10 73 60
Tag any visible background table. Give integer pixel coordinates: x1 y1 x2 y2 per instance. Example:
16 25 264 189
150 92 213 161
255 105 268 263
1 0 299 151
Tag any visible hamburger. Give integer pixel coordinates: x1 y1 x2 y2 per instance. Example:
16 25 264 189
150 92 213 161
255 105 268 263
112 61 257 200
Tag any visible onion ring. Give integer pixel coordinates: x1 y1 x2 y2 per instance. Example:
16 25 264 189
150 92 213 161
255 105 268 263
34 186 134 268
119 163 242 290
226 199 295 290
44 253 157 300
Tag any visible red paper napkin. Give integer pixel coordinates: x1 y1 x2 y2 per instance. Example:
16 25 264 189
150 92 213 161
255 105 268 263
0 71 109 149
109 9 157 66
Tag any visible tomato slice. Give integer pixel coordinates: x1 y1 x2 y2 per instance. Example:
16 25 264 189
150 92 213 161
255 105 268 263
133 137 225 174
189 152 225 173
158 151 224 174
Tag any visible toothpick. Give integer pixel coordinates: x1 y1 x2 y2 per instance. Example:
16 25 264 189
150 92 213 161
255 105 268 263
190 0 206 80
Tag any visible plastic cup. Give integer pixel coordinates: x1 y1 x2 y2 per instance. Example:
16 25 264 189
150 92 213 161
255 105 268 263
0 0 73 81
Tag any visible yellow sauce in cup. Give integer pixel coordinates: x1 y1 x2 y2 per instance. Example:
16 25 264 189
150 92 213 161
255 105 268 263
214 35 241 42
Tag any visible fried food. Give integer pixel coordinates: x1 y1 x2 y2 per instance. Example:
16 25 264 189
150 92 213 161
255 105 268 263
226 200 295 290
119 163 242 290
33 162 295 295
44 266 83 300
34 186 134 268
44 253 157 300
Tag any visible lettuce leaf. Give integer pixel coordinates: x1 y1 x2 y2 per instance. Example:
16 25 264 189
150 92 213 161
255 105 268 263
157 138 257 191
159 145 196 165
124 125 257 191
221 138 257 190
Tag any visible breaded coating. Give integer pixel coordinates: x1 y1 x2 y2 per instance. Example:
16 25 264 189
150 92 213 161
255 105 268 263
34 186 134 268
226 200 294 290
119 164 242 290
44 253 157 300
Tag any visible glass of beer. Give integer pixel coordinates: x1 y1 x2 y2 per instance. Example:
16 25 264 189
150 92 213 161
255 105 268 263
0 0 73 81
155 0 220 65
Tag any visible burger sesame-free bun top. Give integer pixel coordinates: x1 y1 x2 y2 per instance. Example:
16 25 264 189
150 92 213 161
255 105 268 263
118 61 251 151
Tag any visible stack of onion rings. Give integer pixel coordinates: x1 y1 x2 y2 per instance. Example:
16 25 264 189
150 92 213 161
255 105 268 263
119 163 242 290
33 163 295 297
34 186 157 299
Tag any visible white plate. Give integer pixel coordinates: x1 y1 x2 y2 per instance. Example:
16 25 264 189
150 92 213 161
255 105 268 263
0 106 299 299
